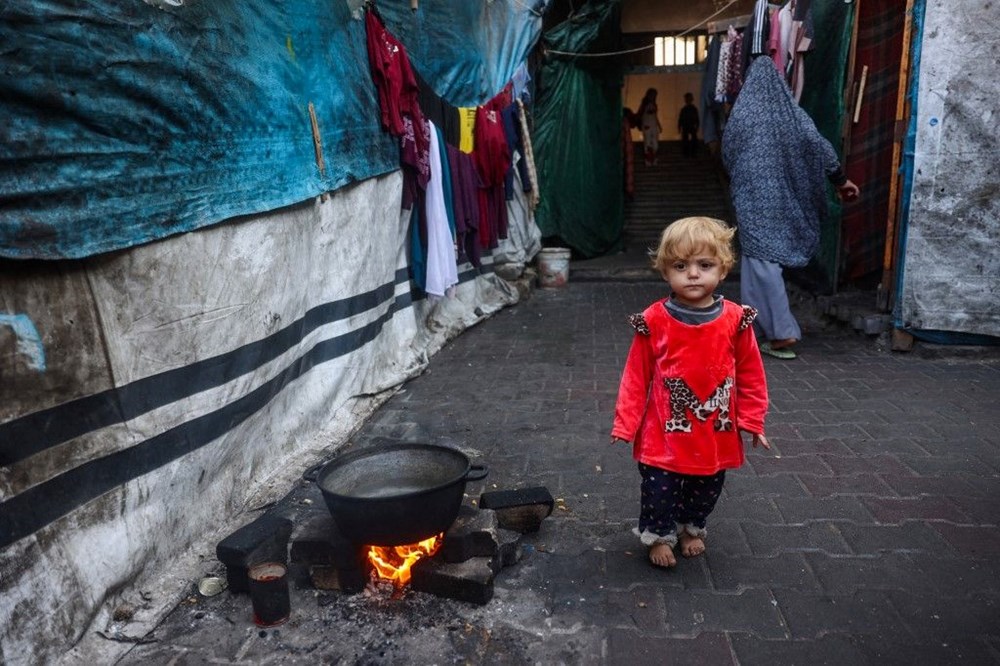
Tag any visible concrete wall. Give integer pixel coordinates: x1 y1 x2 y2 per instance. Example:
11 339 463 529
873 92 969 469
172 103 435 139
0 171 538 665
620 0 756 33
898 0 1000 336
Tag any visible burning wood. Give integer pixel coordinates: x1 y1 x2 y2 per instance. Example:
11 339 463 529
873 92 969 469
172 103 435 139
367 534 443 587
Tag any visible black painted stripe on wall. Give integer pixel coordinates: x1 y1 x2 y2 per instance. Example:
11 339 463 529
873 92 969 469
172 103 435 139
0 262 496 547
0 271 409 466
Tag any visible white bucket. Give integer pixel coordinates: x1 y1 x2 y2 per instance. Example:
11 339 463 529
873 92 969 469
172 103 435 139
537 247 571 288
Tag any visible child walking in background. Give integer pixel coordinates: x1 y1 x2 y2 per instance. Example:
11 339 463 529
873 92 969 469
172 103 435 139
636 88 662 166
611 217 771 568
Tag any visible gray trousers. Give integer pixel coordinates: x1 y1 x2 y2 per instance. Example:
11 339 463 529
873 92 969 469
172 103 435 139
740 256 802 342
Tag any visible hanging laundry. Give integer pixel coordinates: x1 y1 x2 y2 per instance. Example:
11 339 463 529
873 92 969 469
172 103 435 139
364 9 429 209
424 120 459 297
446 143 483 266
473 93 512 250
458 107 477 153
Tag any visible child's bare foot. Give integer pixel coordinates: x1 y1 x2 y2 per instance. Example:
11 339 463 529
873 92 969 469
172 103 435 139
648 543 677 568
679 533 706 558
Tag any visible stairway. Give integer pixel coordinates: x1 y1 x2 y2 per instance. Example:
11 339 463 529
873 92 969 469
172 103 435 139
624 140 732 253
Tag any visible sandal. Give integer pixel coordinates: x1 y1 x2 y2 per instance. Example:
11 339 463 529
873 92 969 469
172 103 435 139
760 342 796 359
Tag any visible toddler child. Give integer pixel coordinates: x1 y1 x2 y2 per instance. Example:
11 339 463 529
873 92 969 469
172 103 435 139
611 217 771 568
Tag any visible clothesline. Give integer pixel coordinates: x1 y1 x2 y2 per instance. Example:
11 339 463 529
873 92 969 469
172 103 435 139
544 0 740 58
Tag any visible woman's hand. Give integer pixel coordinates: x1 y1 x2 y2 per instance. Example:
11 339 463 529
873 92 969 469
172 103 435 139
837 179 860 202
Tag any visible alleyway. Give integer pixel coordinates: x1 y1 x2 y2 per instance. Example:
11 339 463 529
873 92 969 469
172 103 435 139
110 279 1000 665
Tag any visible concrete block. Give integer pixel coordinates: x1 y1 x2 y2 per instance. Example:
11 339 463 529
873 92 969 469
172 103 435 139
410 556 494 605
288 509 363 569
479 487 554 533
215 513 294 594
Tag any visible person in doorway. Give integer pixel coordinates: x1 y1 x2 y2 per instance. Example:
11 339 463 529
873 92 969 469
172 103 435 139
678 92 700 157
611 216 771 568
636 88 662 165
722 58 860 360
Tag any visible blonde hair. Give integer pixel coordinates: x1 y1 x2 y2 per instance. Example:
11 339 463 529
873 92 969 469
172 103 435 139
651 217 736 277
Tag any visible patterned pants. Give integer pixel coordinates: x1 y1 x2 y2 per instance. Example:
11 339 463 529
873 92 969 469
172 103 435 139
635 463 726 546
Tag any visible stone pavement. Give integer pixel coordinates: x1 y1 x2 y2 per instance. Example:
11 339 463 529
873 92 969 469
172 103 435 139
114 272 1000 665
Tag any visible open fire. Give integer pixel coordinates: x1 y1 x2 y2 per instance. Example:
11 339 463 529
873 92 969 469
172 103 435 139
367 533 443 587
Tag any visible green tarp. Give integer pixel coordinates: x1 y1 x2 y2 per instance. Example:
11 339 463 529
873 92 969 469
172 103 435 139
533 0 624 257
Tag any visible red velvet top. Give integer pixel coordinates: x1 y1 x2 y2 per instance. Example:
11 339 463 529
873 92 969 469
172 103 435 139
611 298 768 475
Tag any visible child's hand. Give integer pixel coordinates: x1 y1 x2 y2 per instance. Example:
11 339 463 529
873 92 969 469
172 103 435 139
752 433 771 450
611 437 630 446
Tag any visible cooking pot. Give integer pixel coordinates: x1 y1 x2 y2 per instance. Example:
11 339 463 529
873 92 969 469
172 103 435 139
315 442 487 546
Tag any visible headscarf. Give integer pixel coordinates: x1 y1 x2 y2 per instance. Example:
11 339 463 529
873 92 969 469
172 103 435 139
722 57 841 267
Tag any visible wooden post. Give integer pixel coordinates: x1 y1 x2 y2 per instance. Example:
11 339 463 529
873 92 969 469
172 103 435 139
877 0 916 312
308 102 326 179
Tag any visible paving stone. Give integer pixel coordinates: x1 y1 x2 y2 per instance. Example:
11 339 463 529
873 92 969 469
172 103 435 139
663 589 786 638
819 453 917 476
885 590 1000 642
877 473 982 498
773 589 905 638
773 496 876 523
862 496 970 524
798 473 897 497
603 586 665 633
837 522 953 555
741 522 851 556
721 473 809 499
806 552 1000 597
707 552 822 592
746 455 835 476
606 630 735 664
929 524 1000 559
729 634 884 665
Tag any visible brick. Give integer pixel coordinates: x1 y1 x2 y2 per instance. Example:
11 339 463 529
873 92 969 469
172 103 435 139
478 487 554 533
410 556 494 605
288 510 365 569
215 512 294 594
722 474 809 499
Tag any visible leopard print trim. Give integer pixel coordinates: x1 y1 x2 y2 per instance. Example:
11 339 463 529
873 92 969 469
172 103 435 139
627 313 650 336
739 305 758 331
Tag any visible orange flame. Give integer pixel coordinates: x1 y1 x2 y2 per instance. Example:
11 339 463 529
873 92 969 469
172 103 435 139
367 533 443 587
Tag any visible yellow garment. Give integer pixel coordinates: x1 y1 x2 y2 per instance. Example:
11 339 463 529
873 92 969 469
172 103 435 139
458 107 477 153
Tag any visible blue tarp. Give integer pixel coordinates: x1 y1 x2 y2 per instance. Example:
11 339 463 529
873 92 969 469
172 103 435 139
0 0 545 259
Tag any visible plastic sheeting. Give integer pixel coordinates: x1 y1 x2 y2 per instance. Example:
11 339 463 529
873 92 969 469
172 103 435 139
0 173 524 664
533 0 625 258
896 0 1000 338
796 1 854 290
0 0 545 260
